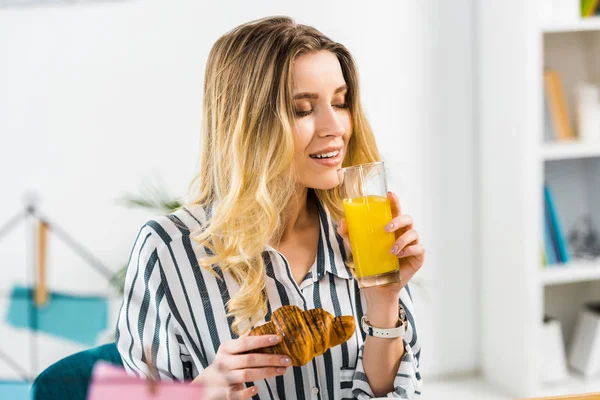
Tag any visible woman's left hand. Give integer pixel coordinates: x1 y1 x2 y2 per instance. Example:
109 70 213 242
337 191 425 298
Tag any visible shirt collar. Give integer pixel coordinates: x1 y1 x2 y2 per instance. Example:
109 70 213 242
265 204 352 281
314 198 353 280
196 199 354 281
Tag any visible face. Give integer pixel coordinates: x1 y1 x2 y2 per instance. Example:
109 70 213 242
291 51 352 190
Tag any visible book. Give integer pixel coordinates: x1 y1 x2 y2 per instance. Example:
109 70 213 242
541 317 568 383
544 206 559 265
544 189 560 264
544 184 571 263
544 88 558 142
544 69 576 141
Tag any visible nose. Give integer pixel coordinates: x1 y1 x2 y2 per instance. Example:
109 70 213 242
316 106 346 138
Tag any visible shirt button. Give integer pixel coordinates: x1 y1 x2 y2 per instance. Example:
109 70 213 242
311 387 319 395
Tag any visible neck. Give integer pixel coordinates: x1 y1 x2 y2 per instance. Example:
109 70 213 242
278 186 316 244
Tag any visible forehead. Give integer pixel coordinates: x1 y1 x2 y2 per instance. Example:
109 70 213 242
292 51 346 92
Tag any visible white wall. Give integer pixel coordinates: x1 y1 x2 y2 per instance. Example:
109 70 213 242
0 0 476 381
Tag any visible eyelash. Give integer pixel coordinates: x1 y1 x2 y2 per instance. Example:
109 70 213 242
295 103 349 118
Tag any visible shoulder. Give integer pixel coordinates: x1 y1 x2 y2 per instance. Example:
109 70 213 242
138 203 212 251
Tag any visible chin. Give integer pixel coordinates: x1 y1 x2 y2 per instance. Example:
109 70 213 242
305 176 341 191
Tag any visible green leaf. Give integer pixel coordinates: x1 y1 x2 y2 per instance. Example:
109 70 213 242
113 177 183 289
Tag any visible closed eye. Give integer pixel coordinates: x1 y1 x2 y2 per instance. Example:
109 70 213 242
295 110 312 117
295 104 349 118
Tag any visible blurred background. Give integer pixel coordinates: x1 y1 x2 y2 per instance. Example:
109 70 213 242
2 0 600 399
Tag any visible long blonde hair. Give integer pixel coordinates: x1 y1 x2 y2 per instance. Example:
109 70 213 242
189 16 380 334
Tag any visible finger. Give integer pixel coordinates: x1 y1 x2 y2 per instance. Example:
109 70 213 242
225 353 292 370
387 191 401 217
194 363 230 386
228 367 287 384
390 229 419 256
397 243 426 259
384 214 413 234
222 335 280 355
229 384 257 400
211 361 236 386
192 368 230 400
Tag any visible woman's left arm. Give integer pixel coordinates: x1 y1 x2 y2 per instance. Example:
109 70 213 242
338 191 425 398
357 287 422 398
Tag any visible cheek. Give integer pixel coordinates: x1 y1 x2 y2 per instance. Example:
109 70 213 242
341 114 352 144
341 112 352 133
293 120 314 159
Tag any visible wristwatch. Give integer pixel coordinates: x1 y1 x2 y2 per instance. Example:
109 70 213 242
361 304 408 339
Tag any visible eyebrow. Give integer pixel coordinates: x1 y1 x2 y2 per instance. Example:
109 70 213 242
293 84 347 100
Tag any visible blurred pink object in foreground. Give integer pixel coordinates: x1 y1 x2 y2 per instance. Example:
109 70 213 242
88 362 205 400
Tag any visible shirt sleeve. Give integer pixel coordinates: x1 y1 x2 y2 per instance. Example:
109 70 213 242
115 224 187 381
351 287 423 399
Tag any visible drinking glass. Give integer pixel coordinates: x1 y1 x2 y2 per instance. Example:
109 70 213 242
337 162 401 288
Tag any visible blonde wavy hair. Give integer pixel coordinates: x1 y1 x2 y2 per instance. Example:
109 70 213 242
189 16 381 334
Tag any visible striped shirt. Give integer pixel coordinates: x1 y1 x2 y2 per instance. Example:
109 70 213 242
115 200 422 399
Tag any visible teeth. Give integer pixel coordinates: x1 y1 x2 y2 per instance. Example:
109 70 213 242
311 150 339 159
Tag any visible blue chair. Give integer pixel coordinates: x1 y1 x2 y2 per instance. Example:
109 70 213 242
31 342 123 400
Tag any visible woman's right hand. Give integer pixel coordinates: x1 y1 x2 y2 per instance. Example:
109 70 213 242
193 334 291 400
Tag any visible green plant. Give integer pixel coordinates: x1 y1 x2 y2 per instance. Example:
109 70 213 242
111 182 183 294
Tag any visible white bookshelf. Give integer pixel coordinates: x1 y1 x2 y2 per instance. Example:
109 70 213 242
480 0 600 398
542 260 600 285
539 370 600 397
543 17 600 33
542 141 600 161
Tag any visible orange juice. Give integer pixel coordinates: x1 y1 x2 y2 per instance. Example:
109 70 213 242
342 195 399 277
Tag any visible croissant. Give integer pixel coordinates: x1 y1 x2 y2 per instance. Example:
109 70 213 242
248 305 355 366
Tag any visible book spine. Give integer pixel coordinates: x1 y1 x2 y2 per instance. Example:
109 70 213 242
544 70 575 140
544 188 561 264
544 185 571 263
544 87 558 142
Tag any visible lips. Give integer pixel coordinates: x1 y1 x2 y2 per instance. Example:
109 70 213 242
309 145 343 158
309 150 340 159
310 150 343 167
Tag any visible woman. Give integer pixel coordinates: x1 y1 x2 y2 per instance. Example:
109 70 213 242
116 16 424 400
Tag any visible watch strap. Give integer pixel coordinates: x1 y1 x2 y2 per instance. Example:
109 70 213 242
361 315 406 339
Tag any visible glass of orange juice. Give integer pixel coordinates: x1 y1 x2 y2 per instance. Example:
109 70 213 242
337 162 400 288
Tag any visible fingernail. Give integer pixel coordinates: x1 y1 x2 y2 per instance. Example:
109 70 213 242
281 357 292 365
397 250 404 256
385 223 394 232
277 367 286 374
390 245 399 254
251 386 258 393
269 335 280 343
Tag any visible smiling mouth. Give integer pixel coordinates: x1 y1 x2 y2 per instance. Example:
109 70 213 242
309 150 340 159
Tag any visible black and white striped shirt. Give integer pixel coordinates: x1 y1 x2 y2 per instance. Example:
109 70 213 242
115 200 422 399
